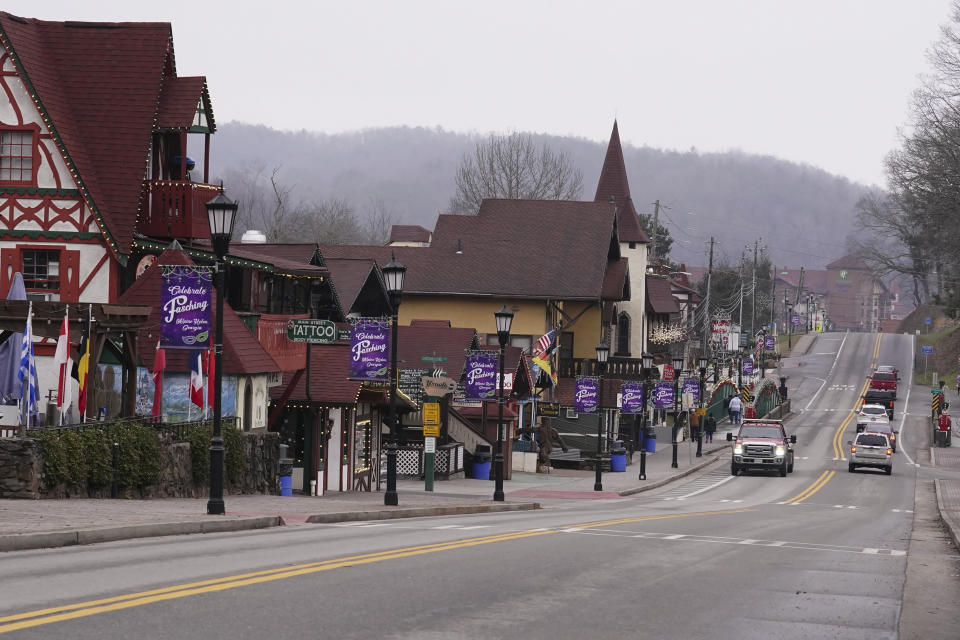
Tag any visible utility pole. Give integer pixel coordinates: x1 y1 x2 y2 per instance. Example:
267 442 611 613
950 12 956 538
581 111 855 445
650 199 661 267
750 239 758 344
702 237 714 355
770 264 776 329
738 252 745 329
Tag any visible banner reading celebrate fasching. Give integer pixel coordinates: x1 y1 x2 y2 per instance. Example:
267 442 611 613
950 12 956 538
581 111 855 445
742 358 754 375
620 380 644 414
682 377 700 403
574 376 599 414
160 266 211 350
464 350 497 399
349 318 390 382
653 381 676 409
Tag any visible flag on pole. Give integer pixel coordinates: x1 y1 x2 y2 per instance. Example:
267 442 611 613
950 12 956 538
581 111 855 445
535 330 556 354
152 339 166 418
532 344 559 387
189 350 204 408
18 306 38 426
75 307 91 421
54 309 72 423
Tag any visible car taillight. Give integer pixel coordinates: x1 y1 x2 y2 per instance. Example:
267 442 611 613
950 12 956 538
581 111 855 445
890 434 895 441
886 448 893 455
850 445 856 453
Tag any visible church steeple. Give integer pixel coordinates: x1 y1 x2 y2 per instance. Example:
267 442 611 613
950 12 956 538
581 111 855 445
595 121 649 244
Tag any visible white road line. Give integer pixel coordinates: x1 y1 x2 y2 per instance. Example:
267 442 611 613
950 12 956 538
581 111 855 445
897 334 918 467
863 548 880 554
431 525 462 529
663 534 686 540
457 525 491 530
767 541 786 547
805 331 848 412
673 474 736 499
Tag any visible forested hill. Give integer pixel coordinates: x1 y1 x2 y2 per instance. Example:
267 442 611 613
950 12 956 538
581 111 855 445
210 123 877 269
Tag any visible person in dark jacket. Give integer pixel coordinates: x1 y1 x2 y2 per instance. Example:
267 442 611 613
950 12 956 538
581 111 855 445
704 415 717 442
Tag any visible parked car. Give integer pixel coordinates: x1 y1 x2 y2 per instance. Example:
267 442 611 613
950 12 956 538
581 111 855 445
848 432 893 474
856 404 891 431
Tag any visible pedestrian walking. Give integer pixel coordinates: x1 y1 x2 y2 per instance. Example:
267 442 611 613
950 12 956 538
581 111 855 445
955 373 959 396
689 408 701 441
728 395 743 425
705 415 717 442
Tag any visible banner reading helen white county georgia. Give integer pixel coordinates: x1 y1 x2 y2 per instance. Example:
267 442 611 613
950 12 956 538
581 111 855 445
464 350 497 400
349 318 390 382
574 376 599 414
653 381 675 409
160 266 211 350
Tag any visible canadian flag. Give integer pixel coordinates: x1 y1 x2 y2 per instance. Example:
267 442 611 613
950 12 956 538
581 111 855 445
54 310 72 423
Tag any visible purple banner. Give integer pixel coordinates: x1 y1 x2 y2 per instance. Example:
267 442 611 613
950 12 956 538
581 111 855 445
652 381 676 410
160 266 211 350
764 335 775 350
464 350 497 399
349 318 390 382
620 381 644 414
742 358 754 375
574 376 599 413
682 377 700 403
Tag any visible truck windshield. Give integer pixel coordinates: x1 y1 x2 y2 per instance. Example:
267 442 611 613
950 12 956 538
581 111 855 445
740 426 782 439
873 373 896 381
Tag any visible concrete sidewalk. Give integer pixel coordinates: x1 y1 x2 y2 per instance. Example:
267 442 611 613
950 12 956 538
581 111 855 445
931 445 960 550
0 429 736 552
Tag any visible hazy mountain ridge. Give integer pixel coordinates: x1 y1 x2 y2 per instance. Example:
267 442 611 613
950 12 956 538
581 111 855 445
210 123 875 268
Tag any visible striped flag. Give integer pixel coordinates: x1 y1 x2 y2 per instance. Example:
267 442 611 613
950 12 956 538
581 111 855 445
535 330 556 354
152 340 165 418
189 350 204 408
54 309 72 423
18 307 38 427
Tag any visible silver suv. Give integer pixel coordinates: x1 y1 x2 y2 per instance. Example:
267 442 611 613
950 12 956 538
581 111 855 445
847 432 893 475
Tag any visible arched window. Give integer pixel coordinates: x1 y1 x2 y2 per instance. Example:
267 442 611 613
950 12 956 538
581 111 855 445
617 312 631 356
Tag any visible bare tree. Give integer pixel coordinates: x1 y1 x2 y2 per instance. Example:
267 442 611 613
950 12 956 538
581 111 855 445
303 198 362 244
362 196 397 245
222 164 306 242
448 132 583 213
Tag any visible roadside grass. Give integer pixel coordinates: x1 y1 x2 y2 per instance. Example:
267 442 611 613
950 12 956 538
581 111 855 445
914 324 960 389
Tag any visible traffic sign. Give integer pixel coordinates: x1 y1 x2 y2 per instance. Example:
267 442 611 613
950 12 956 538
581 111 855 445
922 345 934 354
286 319 339 343
925 317 932 325
421 355 448 363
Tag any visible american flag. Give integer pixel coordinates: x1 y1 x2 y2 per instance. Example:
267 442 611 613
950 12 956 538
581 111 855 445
535 330 556 354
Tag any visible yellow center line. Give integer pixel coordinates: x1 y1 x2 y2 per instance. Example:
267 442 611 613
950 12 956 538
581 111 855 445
0 507 753 634
786 470 835 504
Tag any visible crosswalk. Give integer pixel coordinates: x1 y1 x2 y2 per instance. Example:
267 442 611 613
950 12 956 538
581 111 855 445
658 468 735 501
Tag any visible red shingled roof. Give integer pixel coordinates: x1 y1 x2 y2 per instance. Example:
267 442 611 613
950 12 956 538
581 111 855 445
157 76 211 130
119 248 279 375
594 121 650 244
269 344 362 405
389 225 432 244
646 275 681 314
323 257 382 316
0 14 203 256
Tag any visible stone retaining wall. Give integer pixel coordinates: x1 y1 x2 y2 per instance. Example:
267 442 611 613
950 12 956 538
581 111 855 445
0 432 279 500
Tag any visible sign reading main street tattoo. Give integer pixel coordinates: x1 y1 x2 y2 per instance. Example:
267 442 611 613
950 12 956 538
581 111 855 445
160 266 211 349
349 318 390 382
574 376 599 414
464 350 497 400
653 381 676 409
620 380 644 414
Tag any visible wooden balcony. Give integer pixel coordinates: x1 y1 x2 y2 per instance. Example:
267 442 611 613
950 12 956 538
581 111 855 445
139 180 220 239
257 313 309 371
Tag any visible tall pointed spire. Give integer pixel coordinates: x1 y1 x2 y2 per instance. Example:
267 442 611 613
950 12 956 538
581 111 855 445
595 121 649 243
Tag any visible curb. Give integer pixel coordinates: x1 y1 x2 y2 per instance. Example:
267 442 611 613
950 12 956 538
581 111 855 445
618 450 724 497
304 501 540 524
0 516 281 553
934 478 960 551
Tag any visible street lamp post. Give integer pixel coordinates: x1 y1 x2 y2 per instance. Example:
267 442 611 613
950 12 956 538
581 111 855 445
493 305 514 502
382 255 406 507
697 356 708 457
787 304 794 349
638 352 653 480
594 343 610 491
671 354 683 469
205 186 238 516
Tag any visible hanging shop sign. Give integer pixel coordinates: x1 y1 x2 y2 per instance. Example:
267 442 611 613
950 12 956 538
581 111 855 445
349 318 389 382
160 266 211 350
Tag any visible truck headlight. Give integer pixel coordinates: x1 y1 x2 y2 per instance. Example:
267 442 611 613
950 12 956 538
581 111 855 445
734 445 743 455
775 445 785 456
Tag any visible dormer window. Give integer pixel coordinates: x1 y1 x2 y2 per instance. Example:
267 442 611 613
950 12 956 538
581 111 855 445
0 127 38 186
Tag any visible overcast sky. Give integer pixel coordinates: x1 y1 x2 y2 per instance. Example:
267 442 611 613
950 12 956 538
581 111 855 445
5 0 954 187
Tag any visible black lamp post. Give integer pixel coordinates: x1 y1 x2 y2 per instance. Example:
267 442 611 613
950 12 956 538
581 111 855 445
594 342 610 491
671 354 683 469
493 305 514 502
382 254 406 507
697 356 708 457
787 304 794 349
205 186 238 516
639 352 653 480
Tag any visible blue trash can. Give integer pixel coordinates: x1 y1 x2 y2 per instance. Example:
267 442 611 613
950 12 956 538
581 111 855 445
280 474 293 496
644 435 656 453
610 450 627 472
472 460 491 479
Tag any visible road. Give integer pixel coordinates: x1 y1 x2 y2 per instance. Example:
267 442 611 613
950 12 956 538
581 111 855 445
1 331 958 639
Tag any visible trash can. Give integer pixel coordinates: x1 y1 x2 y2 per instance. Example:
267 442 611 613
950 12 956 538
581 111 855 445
279 458 294 497
644 434 656 453
610 448 627 472
473 444 492 480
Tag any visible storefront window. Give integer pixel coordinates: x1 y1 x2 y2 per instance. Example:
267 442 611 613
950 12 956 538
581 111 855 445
354 418 371 472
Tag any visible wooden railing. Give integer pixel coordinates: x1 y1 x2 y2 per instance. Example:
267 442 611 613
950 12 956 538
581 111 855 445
559 357 648 380
139 180 220 239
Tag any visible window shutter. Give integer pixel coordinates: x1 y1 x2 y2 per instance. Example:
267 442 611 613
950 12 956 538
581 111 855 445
60 249 80 302
0 247 21 297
